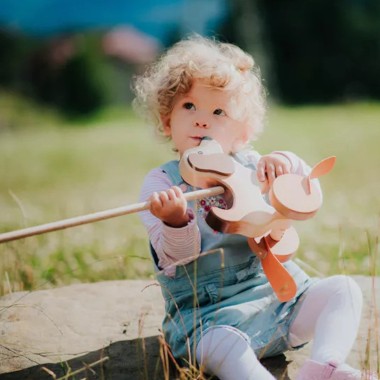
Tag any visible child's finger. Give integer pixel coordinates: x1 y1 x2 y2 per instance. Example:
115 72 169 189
281 163 290 174
158 191 169 204
266 163 276 186
149 192 162 212
172 186 185 199
256 160 266 182
260 180 269 194
150 192 159 204
166 188 176 201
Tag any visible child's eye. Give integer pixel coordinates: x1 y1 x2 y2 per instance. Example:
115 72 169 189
183 102 195 110
214 108 226 116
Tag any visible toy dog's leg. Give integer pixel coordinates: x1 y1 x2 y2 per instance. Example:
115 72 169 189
248 227 299 302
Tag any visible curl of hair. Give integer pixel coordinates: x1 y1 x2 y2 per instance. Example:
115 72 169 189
132 35 267 142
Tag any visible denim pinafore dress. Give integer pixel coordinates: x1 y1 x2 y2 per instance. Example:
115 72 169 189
153 155 313 363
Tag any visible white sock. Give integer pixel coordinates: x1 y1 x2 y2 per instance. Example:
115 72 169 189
196 325 275 380
289 275 363 365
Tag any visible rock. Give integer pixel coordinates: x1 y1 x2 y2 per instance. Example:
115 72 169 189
0 280 166 380
0 276 378 379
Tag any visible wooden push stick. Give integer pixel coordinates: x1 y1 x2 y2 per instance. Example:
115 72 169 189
0 186 224 244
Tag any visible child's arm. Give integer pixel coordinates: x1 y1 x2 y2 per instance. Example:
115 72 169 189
139 168 201 275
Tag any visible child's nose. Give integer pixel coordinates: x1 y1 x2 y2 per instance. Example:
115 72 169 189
195 120 210 128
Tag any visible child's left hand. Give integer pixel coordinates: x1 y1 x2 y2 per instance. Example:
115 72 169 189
257 153 292 193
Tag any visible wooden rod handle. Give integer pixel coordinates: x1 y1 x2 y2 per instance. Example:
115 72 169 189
0 186 224 243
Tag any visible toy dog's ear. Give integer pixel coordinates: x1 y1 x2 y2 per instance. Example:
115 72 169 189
188 153 235 176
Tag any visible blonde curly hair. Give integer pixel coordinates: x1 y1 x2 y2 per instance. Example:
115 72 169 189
132 35 267 143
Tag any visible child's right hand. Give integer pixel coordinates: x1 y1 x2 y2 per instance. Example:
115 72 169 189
256 153 292 193
149 186 190 228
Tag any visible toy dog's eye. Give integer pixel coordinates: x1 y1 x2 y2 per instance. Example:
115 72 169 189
214 108 226 116
183 102 195 110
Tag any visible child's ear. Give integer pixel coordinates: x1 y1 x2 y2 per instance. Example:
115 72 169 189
161 115 171 136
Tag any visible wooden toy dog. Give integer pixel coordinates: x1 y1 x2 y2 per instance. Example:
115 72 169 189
180 137 336 301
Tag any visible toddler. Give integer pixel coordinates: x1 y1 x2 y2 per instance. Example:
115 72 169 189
134 36 375 380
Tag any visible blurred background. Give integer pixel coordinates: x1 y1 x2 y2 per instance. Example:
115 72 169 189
0 1 379 294
1 0 380 115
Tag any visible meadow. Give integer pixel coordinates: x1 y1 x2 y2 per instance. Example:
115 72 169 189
0 93 379 296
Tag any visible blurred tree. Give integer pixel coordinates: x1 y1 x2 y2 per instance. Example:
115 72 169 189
220 0 275 96
0 26 167 118
27 34 109 117
257 0 380 103
0 29 37 89
0 30 113 117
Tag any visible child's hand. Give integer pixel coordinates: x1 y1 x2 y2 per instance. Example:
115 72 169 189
149 186 190 228
257 153 292 193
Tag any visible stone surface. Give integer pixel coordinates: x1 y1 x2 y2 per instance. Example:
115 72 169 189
0 276 378 379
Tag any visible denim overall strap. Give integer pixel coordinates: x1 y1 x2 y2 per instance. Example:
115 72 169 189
161 160 182 185
233 151 257 170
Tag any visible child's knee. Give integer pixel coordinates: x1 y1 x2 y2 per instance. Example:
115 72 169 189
329 275 363 303
196 325 253 365
197 325 250 355
196 325 275 380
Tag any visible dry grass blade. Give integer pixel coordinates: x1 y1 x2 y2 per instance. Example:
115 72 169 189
54 356 109 380
41 366 57 379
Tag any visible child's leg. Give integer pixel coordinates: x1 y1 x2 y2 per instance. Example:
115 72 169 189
288 275 378 379
289 275 363 364
196 325 275 380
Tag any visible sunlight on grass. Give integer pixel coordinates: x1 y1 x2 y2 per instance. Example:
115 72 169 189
0 99 379 295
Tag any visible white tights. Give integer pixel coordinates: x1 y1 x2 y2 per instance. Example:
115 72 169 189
196 275 363 380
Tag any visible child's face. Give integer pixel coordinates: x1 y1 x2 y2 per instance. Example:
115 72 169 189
161 81 249 156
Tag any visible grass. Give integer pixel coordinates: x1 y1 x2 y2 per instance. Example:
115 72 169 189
0 93 379 296
258 102 380 275
0 93 172 293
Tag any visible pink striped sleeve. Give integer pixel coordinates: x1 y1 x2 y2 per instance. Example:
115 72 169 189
139 168 201 276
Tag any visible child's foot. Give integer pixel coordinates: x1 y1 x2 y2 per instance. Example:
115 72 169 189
296 359 378 380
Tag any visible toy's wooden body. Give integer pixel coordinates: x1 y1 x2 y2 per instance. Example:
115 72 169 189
180 137 336 302
180 139 292 240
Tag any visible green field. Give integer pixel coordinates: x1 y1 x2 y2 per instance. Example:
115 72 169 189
0 94 379 296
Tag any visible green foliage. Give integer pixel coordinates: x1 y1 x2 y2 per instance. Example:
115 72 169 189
0 29 37 87
222 0 380 103
255 0 380 103
27 33 112 116
0 30 131 117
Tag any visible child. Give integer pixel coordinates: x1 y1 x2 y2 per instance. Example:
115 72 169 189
134 36 376 380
